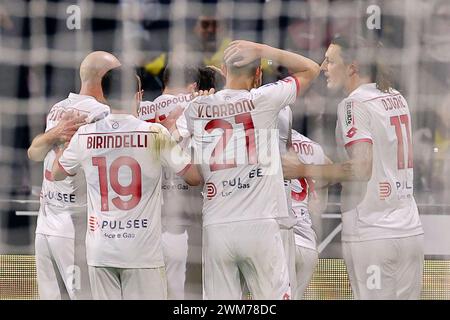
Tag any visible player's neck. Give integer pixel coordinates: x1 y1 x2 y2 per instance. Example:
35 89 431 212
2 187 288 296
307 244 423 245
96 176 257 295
79 84 106 104
110 108 130 115
163 87 190 95
344 76 371 96
225 77 253 91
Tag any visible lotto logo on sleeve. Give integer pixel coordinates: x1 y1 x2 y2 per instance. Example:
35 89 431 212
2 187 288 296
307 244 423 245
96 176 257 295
206 183 217 200
346 127 358 138
379 182 391 200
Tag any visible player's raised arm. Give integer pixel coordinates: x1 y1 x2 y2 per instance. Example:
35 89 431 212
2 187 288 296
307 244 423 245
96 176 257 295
27 111 87 162
224 40 320 96
179 164 203 186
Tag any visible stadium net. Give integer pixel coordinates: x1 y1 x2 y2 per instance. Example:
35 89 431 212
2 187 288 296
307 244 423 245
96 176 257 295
0 0 450 299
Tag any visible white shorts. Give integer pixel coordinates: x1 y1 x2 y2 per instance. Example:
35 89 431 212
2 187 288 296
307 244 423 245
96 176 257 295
294 246 318 299
343 234 424 300
162 230 189 299
279 227 297 298
35 233 91 300
202 219 291 300
88 266 167 300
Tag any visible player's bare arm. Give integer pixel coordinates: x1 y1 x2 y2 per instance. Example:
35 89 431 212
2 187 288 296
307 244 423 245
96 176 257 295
282 142 372 182
27 111 87 162
223 40 320 96
50 145 72 181
180 164 203 186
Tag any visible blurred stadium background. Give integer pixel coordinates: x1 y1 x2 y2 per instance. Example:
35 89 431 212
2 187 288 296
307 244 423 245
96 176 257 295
1 0 450 299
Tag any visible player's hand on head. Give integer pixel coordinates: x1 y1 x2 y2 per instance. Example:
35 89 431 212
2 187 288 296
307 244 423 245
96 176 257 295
193 88 215 98
54 111 87 143
281 150 304 180
224 40 262 67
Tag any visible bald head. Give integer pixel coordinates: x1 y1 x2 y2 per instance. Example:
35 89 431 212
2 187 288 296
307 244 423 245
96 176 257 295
79 51 121 84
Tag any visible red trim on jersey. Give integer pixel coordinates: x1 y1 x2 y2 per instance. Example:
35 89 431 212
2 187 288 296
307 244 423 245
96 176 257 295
362 93 401 103
44 169 54 181
345 138 373 148
291 76 301 97
58 161 76 177
176 163 192 176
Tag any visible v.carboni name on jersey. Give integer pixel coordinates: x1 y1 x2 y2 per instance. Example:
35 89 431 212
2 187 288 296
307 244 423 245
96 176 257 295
36 93 110 239
335 83 423 241
58 114 191 268
290 130 326 251
185 77 299 226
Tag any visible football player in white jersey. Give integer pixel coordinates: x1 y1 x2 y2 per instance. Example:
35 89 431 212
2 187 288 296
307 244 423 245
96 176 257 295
290 129 330 299
276 106 298 298
138 64 198 300
282 36 424 299
27 51 120 299
137 64 223 299
51 68 202 300
184 40 319 299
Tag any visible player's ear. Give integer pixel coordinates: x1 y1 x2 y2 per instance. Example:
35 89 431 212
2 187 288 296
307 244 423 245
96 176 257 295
221 64 227 77
348 61 359 77
188 82 197 93
253 66 262 88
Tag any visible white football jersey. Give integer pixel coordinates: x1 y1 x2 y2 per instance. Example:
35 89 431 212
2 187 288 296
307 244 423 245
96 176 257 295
58 114 191 268
185 77 299 226
335 83 423 241
36 93 110 238
138 93 201 227
277 106 296 224
290 130 325 250
278 106 292 155
137 93 193 123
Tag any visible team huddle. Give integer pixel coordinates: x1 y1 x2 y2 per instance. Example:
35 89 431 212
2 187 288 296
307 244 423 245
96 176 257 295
27 36 424 300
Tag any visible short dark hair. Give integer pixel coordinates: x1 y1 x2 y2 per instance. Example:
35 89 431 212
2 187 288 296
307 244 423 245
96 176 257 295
225 57 261 78
331 34 393 93
197 66 225 91
162 63 199 89
101 66 141 108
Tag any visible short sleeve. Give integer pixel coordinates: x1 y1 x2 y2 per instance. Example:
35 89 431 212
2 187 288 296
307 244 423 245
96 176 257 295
254 76 299 112
154 125 192 175
45 106 58 132
85 103 110 123
183 102 196 137
337 99 372 148
58 132 82 175
278 106 293 143
176 112 190 139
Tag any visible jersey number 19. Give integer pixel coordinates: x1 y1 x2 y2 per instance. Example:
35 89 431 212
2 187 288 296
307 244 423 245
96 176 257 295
92 156 142 211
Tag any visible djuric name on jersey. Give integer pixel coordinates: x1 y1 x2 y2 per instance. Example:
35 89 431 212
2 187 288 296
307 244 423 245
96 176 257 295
381 95 407 111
